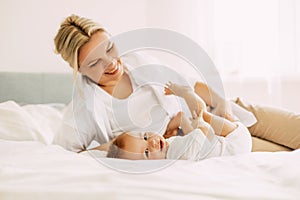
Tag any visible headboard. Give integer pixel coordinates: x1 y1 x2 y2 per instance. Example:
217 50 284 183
0 72 73 104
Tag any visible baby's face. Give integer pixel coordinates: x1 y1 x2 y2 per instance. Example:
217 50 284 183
117 132 168 160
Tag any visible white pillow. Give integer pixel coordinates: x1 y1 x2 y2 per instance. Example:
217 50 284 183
0 101 63 144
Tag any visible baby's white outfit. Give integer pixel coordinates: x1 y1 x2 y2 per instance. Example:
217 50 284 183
166 122 252 160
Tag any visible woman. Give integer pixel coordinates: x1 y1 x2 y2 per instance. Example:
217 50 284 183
53 14 256 152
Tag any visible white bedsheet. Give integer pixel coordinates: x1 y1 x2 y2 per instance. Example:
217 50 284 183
1 101 300 199
1 139 299 200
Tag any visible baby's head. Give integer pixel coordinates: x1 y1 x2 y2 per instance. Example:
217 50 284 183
107 132 168 160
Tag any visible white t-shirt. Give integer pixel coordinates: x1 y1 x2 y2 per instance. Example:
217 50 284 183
166 122 252 160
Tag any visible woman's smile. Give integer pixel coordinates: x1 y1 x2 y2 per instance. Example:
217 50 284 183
105 61 121 75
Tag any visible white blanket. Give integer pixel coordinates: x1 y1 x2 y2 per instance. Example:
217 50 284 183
0 101 299 199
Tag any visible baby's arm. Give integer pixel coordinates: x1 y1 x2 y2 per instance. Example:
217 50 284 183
165 82 237 137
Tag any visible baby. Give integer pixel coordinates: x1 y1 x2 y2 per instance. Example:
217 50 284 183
105 82 252 160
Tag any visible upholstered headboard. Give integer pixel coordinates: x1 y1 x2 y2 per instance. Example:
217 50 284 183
0 72 73 104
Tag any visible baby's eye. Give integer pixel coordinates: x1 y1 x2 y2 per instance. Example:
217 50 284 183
143 133 148 141
145 148 149 158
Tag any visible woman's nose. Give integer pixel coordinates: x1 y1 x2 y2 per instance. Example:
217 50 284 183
102 57 112 68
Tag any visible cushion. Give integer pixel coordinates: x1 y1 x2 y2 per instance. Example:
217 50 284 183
0 101 63 144
235 98 300 149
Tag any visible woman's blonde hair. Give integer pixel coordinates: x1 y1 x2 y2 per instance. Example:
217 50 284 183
54 14 107 79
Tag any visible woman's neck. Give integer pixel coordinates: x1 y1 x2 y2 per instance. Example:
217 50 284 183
101 73 133 99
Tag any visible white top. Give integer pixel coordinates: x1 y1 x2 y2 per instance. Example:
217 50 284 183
166 122 252 160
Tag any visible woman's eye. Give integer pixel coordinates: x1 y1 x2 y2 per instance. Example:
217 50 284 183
145 148 149 158
143 133 148 141
106 43 114 53
89 59 100 68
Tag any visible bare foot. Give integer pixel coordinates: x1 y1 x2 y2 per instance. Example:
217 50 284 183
164 81 192 97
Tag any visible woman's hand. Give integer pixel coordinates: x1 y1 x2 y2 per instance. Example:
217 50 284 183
164 112 183 139
164 112 194 138
164 127 179 139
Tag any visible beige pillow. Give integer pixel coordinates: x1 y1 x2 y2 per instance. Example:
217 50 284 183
235 98 300 150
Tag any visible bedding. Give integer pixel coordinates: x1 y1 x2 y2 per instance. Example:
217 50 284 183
0 100 300 199
0 101 63 144
1 139 300 200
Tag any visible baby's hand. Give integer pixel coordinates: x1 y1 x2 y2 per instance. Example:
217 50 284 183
190 111 201 129
164 81 193 97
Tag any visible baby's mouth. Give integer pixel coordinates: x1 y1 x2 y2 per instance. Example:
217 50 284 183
160 140 164 151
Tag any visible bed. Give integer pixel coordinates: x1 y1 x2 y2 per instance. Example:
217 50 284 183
0 72 299 200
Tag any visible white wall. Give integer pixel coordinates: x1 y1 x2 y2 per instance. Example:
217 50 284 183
1 0 299 112
145 0 214 57
0 0 147 73
0 0 215 73
222 76 300 113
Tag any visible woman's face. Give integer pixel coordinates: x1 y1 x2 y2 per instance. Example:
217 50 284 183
117 132 168 160
78 31 124 87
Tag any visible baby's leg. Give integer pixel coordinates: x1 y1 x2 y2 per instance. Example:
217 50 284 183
165 82 206 116
165 82 218 136
165 82 237 137
202 111 237 137
190 113 214 136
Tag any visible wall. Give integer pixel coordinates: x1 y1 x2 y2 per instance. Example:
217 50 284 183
0 0 147 73
223 76 300 113
145 0 214 57
0 0 299 113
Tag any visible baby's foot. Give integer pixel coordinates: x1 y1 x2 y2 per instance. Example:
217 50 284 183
165 81 207 117
164 81 193 97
